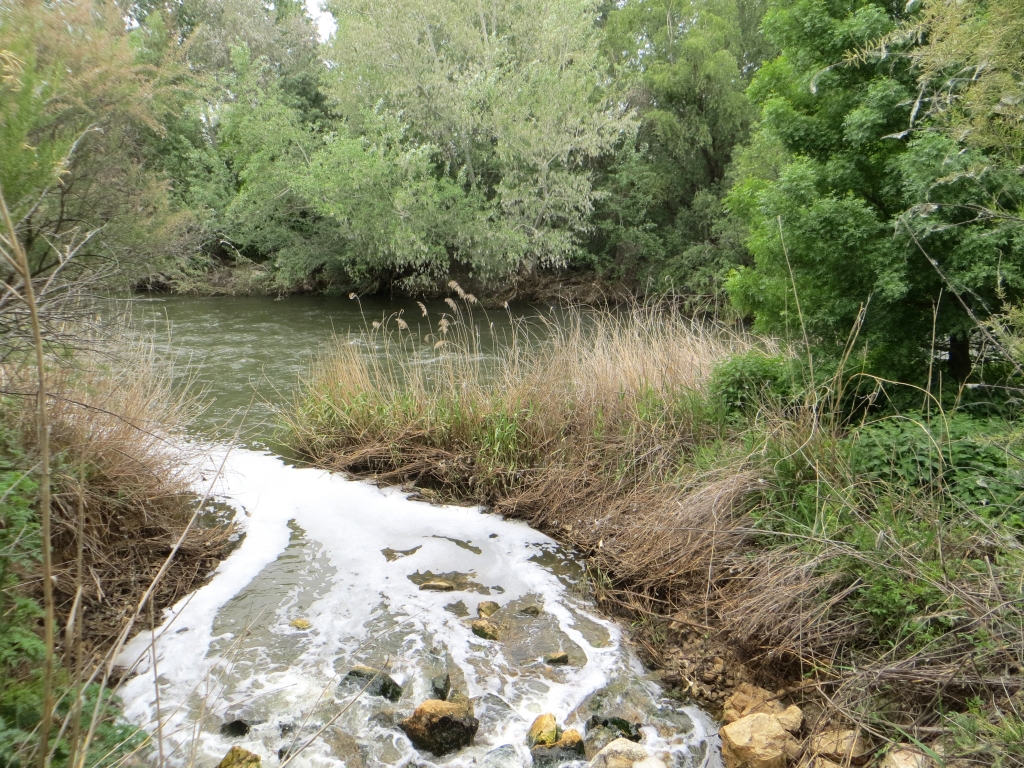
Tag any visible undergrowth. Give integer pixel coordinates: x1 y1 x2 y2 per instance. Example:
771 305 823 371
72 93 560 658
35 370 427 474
0 342 227 768
286 296 1024 766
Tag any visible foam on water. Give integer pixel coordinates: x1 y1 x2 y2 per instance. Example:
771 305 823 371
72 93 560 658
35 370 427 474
119 446 720 768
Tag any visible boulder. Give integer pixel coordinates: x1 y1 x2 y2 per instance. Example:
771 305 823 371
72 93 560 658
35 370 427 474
216 747 260 768
399 699 479 756
344 665 403 702
527 713 559 747
420 580 456 591
288 618 312 630
479 744 524 768
809 730 872 765
544 652 570 666
477 601 501 618
719 712 798 768
589 738 649 768
471 619 501 640
586 716 642 742
531 729 585 768
880 747 932 768
219 720 250 737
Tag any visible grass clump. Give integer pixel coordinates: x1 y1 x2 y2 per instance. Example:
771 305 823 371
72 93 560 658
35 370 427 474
287 298 1024 765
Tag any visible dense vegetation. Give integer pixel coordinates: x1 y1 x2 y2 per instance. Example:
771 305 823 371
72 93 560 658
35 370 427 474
3 0 1023 382
3 0 1024 764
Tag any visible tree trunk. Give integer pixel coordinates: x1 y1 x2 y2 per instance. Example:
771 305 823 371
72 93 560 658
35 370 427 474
949 332 972 383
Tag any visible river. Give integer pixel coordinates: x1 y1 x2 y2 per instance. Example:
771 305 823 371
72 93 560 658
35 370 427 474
117 296 721 768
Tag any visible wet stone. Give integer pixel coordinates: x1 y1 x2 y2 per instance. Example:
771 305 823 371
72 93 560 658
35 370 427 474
430 672 451 701
445 600 470 617
587 715 642 743
324 727 365 768
471 619 501 640
544 652 570 666
399 699 480 756
532 729 585 768
216 747 260 768
479 744 523 768
288 618 312 630
420 580 456 592
477 600 501 618
528 713 559 747
590 738 649 768
520 604 542 617
219 720 251 738
343 665 403 702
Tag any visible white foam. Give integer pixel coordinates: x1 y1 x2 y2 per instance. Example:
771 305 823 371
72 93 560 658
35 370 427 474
118 445 718 768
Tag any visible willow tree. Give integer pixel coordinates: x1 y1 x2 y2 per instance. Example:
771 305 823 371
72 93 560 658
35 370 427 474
326 0 637 282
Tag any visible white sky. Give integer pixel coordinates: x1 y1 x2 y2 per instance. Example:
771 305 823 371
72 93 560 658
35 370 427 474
305 0 336 40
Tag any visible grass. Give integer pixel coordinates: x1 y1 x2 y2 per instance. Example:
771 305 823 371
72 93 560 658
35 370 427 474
286 295 1024 766
0 339 231 768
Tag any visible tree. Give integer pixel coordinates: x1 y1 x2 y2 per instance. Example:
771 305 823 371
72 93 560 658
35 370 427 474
589 0 771 298
724 0 1024 383
325 0 637 282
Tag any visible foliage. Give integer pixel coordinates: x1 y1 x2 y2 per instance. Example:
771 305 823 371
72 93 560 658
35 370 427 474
725 0 1024 383
590 0 771 298
707 349 794 411
0 417 146 768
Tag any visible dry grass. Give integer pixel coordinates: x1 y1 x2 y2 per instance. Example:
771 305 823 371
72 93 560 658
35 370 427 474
1 340 230 655
287 297 1024 764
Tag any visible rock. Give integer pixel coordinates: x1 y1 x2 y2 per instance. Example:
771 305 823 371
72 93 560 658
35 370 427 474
420 580 456 591
479 744 523 768
477 600 501 618
544 652 570 666
324 728 365 768
429 672 451 701
527 713 559 747
589 738 649 768
809 730 872 764
520 604 542 616
719 712 798 768
219 720 251 737
775 705 803 734
586 716 642 743
448 690 475 717
584 724 623 760
399 699 480 756
471 619 500 640
289 618 312 630
722 684 784 724
530 730 585 768
216 747 260 768
880 747 932 768
344 665 403 702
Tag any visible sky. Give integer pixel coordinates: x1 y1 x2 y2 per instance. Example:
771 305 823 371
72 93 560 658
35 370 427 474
305 0 336 39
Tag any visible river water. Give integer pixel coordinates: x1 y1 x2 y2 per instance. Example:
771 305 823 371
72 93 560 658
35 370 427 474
117 296 720 768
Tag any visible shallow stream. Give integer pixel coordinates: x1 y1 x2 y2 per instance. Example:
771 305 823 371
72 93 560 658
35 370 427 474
118 296 721 768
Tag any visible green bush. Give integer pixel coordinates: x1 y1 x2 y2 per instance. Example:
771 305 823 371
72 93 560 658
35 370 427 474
708 350 795 412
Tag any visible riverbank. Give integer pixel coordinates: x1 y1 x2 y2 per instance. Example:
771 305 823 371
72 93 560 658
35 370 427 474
285 300 1024 767
0 344 231 766
147 261 641 308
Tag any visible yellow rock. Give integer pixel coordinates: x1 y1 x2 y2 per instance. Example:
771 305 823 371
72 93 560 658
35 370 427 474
477 600 501 617
471 619 500 640
809 730 872 764
528 713 559 746
289 618 312 630
557 729 584 751
216 747 261 768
